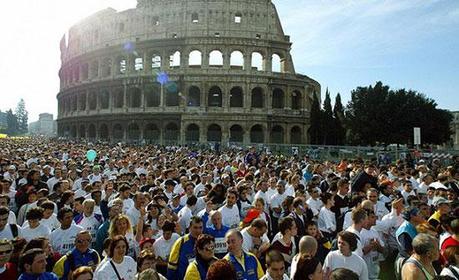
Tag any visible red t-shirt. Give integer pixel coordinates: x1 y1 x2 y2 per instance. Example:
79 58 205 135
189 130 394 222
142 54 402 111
0 262 18 280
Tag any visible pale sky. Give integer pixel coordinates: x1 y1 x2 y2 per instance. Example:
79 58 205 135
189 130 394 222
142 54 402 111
1 0 458 122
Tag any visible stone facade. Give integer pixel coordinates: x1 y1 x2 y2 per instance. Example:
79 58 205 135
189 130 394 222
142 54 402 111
29 113 57 136
452 111 459 150
56 0 320 145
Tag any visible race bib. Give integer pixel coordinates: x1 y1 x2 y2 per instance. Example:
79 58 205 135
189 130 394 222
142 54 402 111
214 237 228 254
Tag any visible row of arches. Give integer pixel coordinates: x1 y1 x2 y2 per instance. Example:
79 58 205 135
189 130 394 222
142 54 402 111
59 85 304 115
60 123 304 144
62 49 287 87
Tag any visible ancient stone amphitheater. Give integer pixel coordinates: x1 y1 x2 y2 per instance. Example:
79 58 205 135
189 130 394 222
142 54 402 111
57 0 320 145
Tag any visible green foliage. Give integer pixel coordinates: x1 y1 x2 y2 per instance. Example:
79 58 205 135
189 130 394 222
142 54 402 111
15 98 28 134
309 93 322 144
345 81 452 145
333 93 346 145
6 109 18 136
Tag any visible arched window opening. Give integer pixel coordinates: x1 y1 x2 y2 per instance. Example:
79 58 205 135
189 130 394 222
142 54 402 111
234 13 242 23
230 51 244 69
209 50 223 67
165 123 179 142
100 90 110 109
188 86 201 107
186 124 200 142
88 91 97 110
251 87 264 108
251 52 263 71
272 88 284 109
146 84 160 107
270 126 284 143
291 126 302 144
189 50 202 67
151 54 161 69
292 91 301 110
230 125 244 143
207 124 222 142
129 87 142 108
192 13 199 23
135 57 143 72
250 125 264 143
170 51 181 68
114 89 124 108
208 86 222 107
144 124 160 143
272 54 281 72
230 87 243 107
113 124 123 140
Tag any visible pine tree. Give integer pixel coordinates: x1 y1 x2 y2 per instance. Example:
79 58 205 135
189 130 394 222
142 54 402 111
309 92 322 144
322 89 334 145
15 99 28 134
6 109 18 136
333 93 346 145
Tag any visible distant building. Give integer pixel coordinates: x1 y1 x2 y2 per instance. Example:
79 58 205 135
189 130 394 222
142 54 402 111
0 111 6 128
29 113 57 136
452 111 459 150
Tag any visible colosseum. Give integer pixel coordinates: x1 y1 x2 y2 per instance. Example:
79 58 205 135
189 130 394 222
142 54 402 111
57 0 321 146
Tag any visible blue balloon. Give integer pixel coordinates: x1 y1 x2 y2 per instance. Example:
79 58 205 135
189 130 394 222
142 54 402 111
156 71 169 85
86 149 97 162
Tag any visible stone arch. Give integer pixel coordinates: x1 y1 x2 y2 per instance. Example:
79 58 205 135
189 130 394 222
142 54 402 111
207 124 222 142
101 58 112 77
144 123 160 143
165 84 179 106
187 86 201 107
251 52 263 71
113 88 124 108
146 83 160 107
129 87 142 108
272 53 281 73
251 87 264 108
100 89 110 109
230 86 243 107
127 123 140 141
150 52 161 69
186 124 200 142
230 124 244 143
88 124 96 140
230 50 244 69
88 91 97 110
81 63 89 80
188 50 202 67
100 124 109 140
70 125 77 138
250 125 264 143
272 88 284 109
165 123 179 142
117 56 127 74
234 12 242 23
191 12 199 23
292 90 301 110
79 124 86 138
209 50 223 67
270 125 284 143
89 61 98 79
291 126 302 144
208 86 222 107
134 56 143 72
78 93 86 110
169 51 181 68
113 124 124 140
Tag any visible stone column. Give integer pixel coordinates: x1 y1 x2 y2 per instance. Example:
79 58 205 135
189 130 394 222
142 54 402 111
85 91 90 113
264 52 272 74
144 51 151 75
199 123 207 143
244 52 251 73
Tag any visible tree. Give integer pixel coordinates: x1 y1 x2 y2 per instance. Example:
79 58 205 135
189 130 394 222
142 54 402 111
309 92 322 145
6 109 18 136
345 81 452 145
333 93 346 145
322 89 334 145
15 99 28 134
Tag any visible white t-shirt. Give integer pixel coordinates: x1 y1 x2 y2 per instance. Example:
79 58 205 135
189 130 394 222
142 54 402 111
94 256 137 280
306 197 323 216
153 233 180 261
241 227 269 253
21 223 51 242
125 207 141 228
0 224 22 240
77 214 102 246
218 205 240 229
122 198 135 214
23 214 60 231
440 265 459 278
360 227 385 265
178 206 193 234
345 226 363 257
270 192 287 218
50 224 84 255
323 250 369 280
318 207 336 233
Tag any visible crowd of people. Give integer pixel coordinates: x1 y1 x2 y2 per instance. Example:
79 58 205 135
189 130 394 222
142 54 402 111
0 138 458 280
